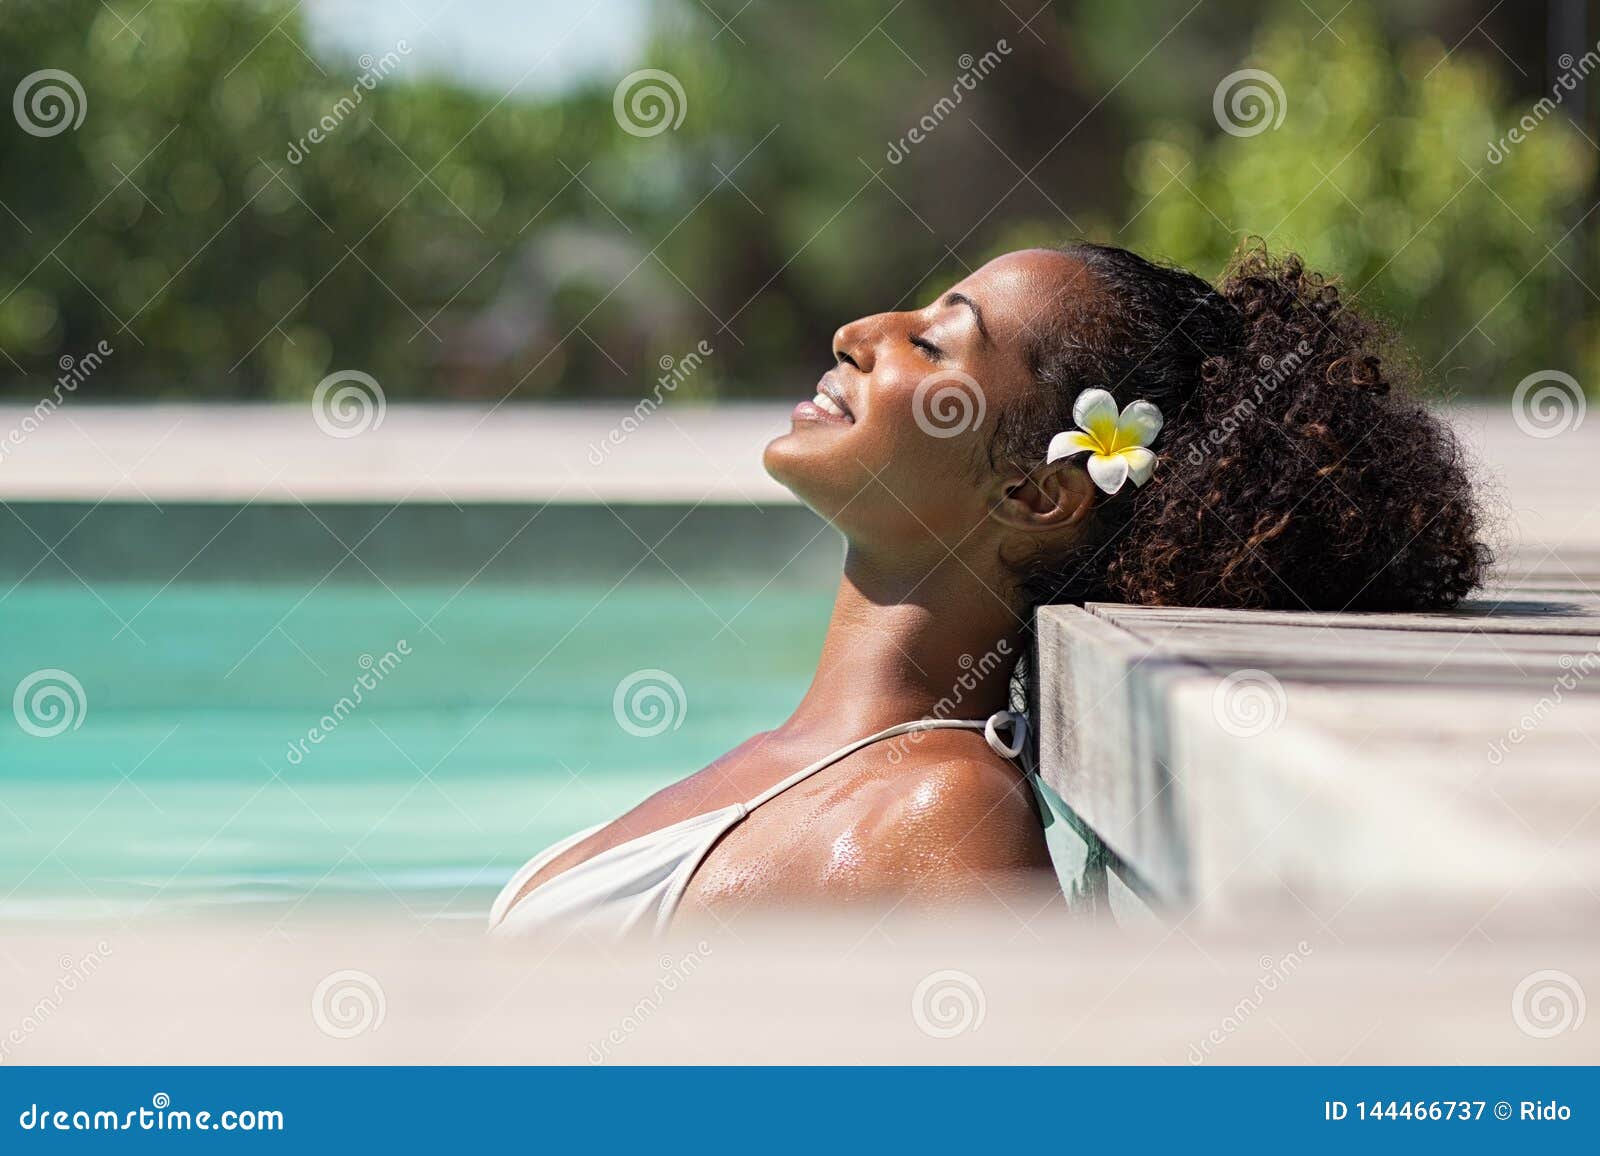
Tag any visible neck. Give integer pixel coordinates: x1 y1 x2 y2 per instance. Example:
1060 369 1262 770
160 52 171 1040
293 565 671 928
783 545 1025 739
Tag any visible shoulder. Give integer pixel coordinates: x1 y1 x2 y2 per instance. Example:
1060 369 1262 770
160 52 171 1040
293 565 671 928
867 730 1034 823
839 730 1051 895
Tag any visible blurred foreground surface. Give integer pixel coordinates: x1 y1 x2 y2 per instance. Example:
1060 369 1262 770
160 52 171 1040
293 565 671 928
2 909 1596 1065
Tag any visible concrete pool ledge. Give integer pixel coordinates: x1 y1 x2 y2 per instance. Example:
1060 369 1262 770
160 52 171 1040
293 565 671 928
0 403 837 581
0 402 799 505
1035 559 1600 931
0 402 1594 550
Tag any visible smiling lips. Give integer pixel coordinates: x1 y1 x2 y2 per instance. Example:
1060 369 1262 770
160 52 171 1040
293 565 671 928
794 379 854 425
812 390 848 419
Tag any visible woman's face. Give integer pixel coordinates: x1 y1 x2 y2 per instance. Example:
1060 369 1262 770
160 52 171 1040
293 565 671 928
764 248 1090 556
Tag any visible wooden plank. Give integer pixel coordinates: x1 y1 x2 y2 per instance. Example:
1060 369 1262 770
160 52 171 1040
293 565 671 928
1166 682 1600 925
1108 622 1600 663
1033 605 1198 900
1090 606 1600 690
1036 586 1600 925
1089 590 1600 636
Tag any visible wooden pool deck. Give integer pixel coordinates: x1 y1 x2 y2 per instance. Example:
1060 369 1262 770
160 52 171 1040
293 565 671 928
1035 546 1600 934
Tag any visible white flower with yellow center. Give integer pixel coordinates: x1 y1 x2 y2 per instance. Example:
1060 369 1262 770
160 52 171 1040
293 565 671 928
1046 388 1164 495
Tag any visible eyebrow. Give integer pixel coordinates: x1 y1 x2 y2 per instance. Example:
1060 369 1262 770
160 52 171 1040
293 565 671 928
943 292 991 345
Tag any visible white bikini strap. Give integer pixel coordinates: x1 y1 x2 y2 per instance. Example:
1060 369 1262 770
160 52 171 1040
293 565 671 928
742 710 1030 812
985 710 1029 758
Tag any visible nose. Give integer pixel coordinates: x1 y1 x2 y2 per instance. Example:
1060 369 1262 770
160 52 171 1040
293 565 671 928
832 315 881 373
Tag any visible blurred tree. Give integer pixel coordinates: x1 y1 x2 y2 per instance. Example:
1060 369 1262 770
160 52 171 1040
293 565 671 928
0 0 641 400
0 0 1130 401
1117 2 1595 396
0 0 1589 402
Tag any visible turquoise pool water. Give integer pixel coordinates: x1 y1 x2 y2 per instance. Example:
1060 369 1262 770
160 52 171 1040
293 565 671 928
1 580 833 924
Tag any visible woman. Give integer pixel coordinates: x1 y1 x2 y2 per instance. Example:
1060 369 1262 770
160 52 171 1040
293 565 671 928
490 242 1488 939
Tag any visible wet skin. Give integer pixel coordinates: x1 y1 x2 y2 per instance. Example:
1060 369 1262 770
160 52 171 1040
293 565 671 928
509 250 1100 921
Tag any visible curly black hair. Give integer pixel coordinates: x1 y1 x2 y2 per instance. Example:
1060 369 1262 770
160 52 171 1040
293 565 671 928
993 240 1490 612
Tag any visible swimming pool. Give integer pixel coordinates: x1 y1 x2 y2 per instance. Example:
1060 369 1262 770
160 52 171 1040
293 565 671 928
1 576 834 925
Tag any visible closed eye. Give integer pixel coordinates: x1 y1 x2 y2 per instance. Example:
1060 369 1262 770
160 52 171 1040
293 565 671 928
909 335 944 362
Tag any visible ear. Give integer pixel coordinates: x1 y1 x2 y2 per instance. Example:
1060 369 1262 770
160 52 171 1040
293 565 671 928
989 458 1096 533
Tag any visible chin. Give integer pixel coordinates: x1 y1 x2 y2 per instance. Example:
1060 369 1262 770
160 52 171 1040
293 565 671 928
762 427 812 491
763 426 856 519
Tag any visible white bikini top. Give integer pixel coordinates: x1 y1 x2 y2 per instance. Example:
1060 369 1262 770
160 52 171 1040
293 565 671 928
488 710 1031 941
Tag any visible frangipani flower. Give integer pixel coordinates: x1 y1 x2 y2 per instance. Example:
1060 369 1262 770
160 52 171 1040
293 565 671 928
1046 388 1164 494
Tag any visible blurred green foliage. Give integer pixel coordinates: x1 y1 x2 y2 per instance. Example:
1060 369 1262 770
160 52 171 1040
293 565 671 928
0 0 1592 402
0 1 640 400
1123 4 1596 396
